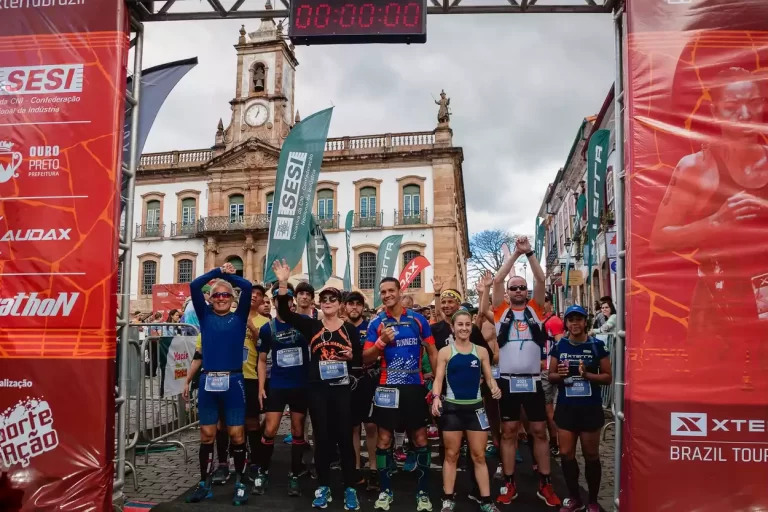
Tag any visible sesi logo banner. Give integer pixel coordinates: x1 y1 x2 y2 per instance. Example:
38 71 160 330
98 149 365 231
0 64 83 95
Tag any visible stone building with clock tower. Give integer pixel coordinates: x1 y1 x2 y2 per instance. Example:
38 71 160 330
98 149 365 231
128 15 471 311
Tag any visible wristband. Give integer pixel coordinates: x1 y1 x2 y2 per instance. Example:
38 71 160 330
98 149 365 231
525 251 534 258
375 338 387 351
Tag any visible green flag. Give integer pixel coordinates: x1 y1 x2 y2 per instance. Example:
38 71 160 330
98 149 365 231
576 193 587 216
307 216 333 290
373 234 403 308
535 217 545 261
586 129 611 285
264 107 333 282
563 216 577 300
343 210 354 290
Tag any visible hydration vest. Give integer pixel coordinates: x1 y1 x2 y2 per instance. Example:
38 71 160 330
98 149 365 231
497 306 547 349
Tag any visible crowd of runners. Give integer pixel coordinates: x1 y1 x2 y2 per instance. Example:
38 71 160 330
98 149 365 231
181 236 613 511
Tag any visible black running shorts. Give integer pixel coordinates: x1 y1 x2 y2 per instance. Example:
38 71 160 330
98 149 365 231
498 378 547 423
371 384 430 433
350 374 377 425
263 386 308 415
244 378 262 420
554 403 605 433
439 401 486 432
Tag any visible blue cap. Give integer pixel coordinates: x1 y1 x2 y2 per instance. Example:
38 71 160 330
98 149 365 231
564 305 588 319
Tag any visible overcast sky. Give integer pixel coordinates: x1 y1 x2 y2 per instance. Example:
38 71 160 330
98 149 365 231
139 3 616 238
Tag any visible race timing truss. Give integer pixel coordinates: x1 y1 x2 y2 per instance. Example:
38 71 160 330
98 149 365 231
127 0 618 22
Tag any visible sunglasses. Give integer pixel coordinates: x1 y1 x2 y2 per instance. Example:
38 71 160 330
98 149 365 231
211 292 233 299
320 296 339 304
508 285 528 292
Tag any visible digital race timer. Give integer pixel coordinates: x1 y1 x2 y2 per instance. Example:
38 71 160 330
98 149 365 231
288 0 427 45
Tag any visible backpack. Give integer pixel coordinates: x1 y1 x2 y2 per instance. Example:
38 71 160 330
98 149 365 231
497 306 547 349
377 309 424 344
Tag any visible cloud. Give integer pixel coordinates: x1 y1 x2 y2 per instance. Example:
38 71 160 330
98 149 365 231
139 11 615 235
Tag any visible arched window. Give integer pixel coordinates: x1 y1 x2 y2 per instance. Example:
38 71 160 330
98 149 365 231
359 187 376 218
402 250 421 289
146 200 161 236
229 194 245 223
358 252 376 290
317 189 334 220
403 185 421 217
141 260 157 296
252 63 266 93
181 198 196 226
177 259 193 283
266 192 274 219
228 256 244 277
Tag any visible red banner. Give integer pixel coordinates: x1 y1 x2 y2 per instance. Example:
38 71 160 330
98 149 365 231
399 255 430 291
152 283 191 319
0 1 128 510
624 1 768 510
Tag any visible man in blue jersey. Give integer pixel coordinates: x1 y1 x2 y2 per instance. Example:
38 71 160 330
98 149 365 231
251 283 310 498
186 262 253 506
363 277 438 512
347 291 379 491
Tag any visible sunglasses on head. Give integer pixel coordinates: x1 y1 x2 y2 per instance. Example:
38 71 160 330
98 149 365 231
320 296 339 304
508 285 527 292
211 292 233 299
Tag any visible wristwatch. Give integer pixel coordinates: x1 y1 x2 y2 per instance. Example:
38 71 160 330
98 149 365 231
525 251 534 258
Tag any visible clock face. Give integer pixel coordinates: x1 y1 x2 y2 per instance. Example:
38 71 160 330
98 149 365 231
245 104 269 127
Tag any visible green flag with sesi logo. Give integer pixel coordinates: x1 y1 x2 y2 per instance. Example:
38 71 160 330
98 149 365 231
343 210 354 290
373 234 403 308
264 107 333 283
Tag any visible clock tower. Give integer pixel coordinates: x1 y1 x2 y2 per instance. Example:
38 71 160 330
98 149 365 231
219 15 298 151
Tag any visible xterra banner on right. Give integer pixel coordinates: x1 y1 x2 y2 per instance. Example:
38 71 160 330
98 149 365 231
623 1 768 510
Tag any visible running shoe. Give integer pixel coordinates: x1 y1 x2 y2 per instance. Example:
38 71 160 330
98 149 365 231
427 424 439 440
288 474 301 497
416 490 433 512
366 469 380 492
284 433 293 444
403 450 417 472
313 486 332 509
550 444 560 457
468 488 481 504
515 450 523 463
559 498 586 512
394 447 407 463
233 481 248 506
344 487 360 511
308 462 319 479
251 470 268 495
211 464 230 485
185 481 212 503
493 466 504 481
374 490 394 511
485 444 498 457
537 483 562 507
496 482 518 505
440 499 456 512
247 464 259 482
480 503 501 512
586 505 600 512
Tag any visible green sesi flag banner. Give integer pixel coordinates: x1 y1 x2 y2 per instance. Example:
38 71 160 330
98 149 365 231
586 129 611 285
373 234 403 308
307 216 333 290
264 107 333 282
343 210 354 290
535 217 545 261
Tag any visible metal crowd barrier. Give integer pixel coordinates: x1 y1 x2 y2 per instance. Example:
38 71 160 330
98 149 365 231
600 334 617 440
114 323 200 492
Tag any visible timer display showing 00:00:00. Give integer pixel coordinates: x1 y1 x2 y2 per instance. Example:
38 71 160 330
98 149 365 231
294 3 422 30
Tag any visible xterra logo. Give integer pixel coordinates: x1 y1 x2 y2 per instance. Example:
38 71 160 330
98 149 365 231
671 413 767 437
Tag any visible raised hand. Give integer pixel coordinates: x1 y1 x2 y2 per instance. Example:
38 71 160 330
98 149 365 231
221 262 236 274
432 276 444 295
482 270 493 289
271 259 291 283
515 236 532 255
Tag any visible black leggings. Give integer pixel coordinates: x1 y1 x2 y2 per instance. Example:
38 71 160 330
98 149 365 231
309 385 356 488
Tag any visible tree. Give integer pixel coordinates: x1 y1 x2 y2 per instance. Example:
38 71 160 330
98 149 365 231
468 229 516 278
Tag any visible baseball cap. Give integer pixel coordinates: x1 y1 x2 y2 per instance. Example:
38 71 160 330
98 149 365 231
319 286 342 300
345 291 365 304
564 305 588 319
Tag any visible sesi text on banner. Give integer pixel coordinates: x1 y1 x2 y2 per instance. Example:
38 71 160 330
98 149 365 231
623 1 768 510
0 1 129 510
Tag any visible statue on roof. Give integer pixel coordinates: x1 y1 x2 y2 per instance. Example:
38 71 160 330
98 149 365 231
435 90 451 124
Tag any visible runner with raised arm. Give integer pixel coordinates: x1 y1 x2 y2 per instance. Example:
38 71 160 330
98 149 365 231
272 260 363 510
491 236 561 507
431 308 502 512
363 277 438 512
185 263 253 505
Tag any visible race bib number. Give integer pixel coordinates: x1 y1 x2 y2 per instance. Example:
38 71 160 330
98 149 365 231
276 347 303 368
243 346 249 364
319 360 348 381
204 372 230 392
509 376 535 393
565 377 592 398
491 366 501 379
374 387 400 408
476 408 490 430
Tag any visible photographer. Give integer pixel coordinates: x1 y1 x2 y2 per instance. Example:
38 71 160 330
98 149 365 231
547 305 612 512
